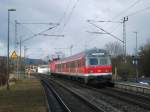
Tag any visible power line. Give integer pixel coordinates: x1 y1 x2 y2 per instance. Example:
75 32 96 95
87 19 122 35
97 0 141 32
86 31 107 34
17 22 59 25
112 0 141 19
127 6 150 17
56 0 72 35
58 0 72 24
61 0 80 32
22 25 58 42
87 20 122 23
86 21 122 49
88 22 124 43
38 34 64 37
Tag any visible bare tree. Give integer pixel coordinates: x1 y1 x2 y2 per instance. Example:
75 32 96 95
105 41 123 57
139 38 150 77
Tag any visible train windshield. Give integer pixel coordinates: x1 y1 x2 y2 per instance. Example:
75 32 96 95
99 57 111 66
89 58 98 65
88 57 111 66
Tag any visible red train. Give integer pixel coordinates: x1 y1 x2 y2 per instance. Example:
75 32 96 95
49 48 112 84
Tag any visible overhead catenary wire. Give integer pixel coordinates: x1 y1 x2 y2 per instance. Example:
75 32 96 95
55 0 72 35
87 20 122 23
17 22 59 25
22 25 58 43
53 0 80 50
86 0 142 48
89 22 124 43
86 23 122 47
61 0 80 32
112 0 141 20
126 6 150 17
91 0 141 35
58 0 72 24
38 34 64 37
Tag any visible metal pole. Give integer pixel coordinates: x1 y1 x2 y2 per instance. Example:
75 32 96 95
123 17 128 63
7 9 16 90
135 32 138 56
70 45 73 56
24 47 28 66
24 46 27 77
15 20 17 50
7 11 10 90
20 37 22 78
15 20 19 78
134 32 138 81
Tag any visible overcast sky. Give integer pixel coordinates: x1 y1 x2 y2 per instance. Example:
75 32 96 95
0 0 150 59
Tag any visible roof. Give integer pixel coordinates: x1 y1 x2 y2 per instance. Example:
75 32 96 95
54 48 108 64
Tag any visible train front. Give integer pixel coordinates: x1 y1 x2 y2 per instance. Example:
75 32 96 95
84 49 112 84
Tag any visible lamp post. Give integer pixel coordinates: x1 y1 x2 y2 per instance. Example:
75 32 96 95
7 8 16 90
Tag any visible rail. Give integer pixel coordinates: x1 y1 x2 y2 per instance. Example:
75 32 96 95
41 79 71 112
51 79 113 112
114 82 150 94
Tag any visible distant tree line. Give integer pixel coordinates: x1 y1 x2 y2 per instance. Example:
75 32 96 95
0 57 17 86
138 39 150 77
105 39 150 80
0 56 47 86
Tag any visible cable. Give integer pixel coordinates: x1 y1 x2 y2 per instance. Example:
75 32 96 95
99 0 141 31
17 22 58 25
56 0 72 35
89 22 124 43
61 0 80 32
86 23 122 46
127 6 150 17
112 0 141 20
22 25 58 43
58 0 72 24
109 23 122 33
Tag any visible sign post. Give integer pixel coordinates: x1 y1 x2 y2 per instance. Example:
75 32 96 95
11 51 18 78
11 51 18 60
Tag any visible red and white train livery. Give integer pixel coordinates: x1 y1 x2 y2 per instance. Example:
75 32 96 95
50 48 112 84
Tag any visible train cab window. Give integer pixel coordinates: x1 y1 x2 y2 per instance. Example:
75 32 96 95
89 58 98 65
99 59 107 65
99 57 111 66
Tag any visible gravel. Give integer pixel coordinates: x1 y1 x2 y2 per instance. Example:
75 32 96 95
52 77 149 112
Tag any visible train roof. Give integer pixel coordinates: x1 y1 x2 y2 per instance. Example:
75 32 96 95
54 48 109 64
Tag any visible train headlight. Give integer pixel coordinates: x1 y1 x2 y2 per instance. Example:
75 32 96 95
98 70 101 72
105 70 109 72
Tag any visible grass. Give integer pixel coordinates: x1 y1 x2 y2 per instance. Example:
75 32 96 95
0 78 47 112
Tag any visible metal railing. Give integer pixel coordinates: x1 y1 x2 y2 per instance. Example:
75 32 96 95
114 82 150 94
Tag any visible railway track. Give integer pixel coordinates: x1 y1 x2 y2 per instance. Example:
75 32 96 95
41 78 71 112
47 75 150 112
40 75 108 112
90 86 150 110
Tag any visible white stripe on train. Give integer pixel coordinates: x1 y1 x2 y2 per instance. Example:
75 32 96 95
51 72 112 77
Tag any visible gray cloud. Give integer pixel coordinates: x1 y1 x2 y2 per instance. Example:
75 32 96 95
0 0 150 59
